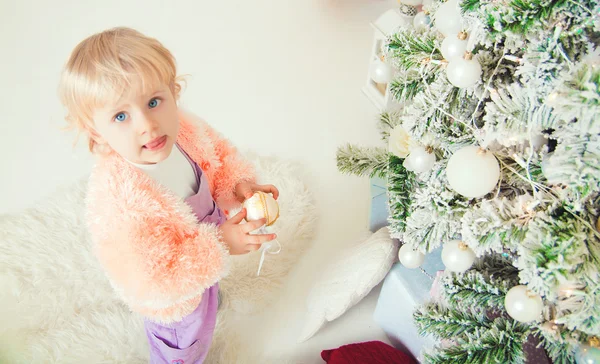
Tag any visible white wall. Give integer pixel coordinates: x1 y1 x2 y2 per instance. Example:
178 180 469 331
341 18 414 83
0 0 392 215
1 0 397 359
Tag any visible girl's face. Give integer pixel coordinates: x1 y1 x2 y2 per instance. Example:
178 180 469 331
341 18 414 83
91 82 180 164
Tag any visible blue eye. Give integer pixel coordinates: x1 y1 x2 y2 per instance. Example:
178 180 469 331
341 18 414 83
148 98 161 108
114 112 127 123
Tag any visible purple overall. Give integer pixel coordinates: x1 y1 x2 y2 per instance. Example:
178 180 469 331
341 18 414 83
144 145 226 364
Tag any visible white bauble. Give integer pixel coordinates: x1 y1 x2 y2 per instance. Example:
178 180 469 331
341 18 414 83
403 146 436 173
400 0 423 5
446 146 500 198
446 55 482 88
413 12 432 31
403 155 416 171
441 240 476 272
369 59 393 84
504 285 544 323
434 0 462 36
243 191 280 226
441 34 468 61
399 244 425 269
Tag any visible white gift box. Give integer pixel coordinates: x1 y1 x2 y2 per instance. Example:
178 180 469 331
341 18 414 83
373 248 444 362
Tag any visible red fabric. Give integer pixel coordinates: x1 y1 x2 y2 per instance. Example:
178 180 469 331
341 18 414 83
321 341 416 364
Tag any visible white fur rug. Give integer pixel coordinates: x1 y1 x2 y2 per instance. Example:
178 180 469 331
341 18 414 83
0 155 316 363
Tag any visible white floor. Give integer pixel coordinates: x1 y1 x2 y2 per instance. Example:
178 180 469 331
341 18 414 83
1 0 399 361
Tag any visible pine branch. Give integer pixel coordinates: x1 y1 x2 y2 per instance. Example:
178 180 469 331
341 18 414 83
461 0 569 35
387 155 418 233
425 318 530 364
553 63 600 134
535 328 580 364
414 303 489 340
390 78 423 102
336 144 389 178
442 270 517 312
477 254 521 281
386 30 442 71
541 134 600 200
377 112 401 142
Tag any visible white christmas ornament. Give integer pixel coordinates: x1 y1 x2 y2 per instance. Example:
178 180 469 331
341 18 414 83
446 146 500 198
442 240 476 272
441 32 468 61
369 58 393 84
243 191 282 276
504 285 544 323
434 0 462 36
446 52 482 88
403 146 436 173
399 244 425 269
243 191 280 226
413 12 431 31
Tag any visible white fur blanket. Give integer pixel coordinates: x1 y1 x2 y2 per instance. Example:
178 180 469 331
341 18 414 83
0 155 316 363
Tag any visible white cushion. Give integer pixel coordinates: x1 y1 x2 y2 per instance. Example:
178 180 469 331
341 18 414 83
298 227 399 342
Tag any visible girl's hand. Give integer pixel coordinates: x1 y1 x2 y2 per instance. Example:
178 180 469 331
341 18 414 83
219 209 277 255
235 182 279 202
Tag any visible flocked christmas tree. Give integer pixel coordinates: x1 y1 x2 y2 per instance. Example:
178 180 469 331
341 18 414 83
338 0 600 362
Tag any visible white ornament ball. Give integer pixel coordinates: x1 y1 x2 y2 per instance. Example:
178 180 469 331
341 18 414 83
441 34 468 61
369 59 393 84
446 146 500 198
446 55 482 88
399 244 425 269
413 12 431 31
441 240 476 273
243 191 280 226
403 155 416 171
403 146 436 173
504 285 544 323
400 0 423 5
434 0 462 36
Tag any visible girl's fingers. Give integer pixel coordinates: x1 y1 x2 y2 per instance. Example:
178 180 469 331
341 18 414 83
258 184 279 200
243 219 267 233
228 209 246 224
245 233 277 245
246 244 262 252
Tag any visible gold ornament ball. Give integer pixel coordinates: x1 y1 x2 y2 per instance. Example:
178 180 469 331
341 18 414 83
242 191 280 226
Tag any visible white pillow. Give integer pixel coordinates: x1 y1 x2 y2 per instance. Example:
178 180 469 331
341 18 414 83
298 227 399 342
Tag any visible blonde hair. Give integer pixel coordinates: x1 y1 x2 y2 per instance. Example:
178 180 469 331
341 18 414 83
58 27 183 152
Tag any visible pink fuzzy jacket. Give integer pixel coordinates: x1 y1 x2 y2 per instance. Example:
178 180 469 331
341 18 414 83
86 109 255 323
